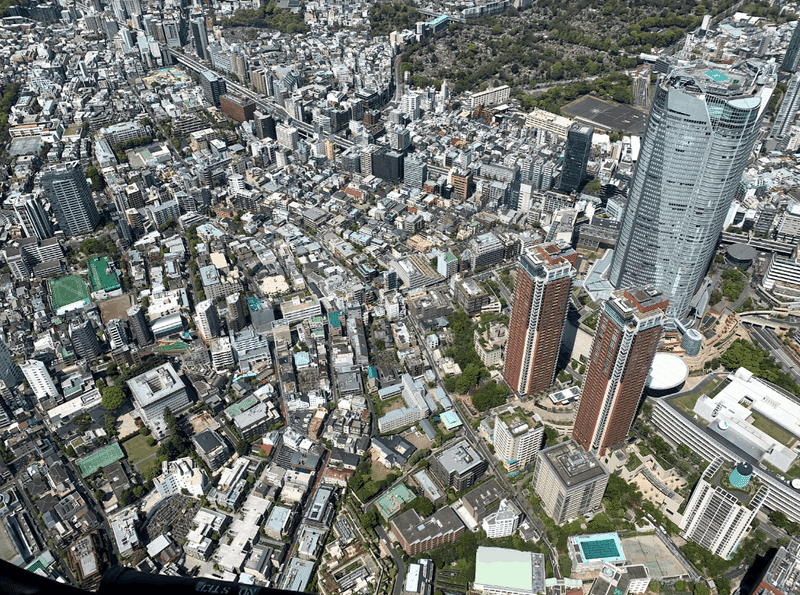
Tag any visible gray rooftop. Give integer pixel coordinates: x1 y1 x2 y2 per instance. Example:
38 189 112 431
539 440 608 489
436 440 484 475
391 507 464 546
126 363 184 408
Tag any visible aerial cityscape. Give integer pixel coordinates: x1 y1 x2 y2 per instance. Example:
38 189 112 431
3 0 800 594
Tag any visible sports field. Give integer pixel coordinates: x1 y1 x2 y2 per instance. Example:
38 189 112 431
123 434 160 477
50 275 91 315
77 442 124 477
88 257 120 292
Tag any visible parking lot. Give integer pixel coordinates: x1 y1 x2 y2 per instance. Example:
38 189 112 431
562 96 648 134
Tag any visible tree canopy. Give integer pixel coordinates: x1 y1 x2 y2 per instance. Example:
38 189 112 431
101 386 126 413
720 339 800 398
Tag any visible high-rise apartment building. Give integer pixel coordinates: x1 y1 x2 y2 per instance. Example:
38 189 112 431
403 157 428 188
572 287 667 455
0 341 22 394
226 293 248 334
772 72 800 139
680 457 768 559
402 92 420 121
127 304 152 347
783 24 800 72
106 318 128 349
20 359 57 401
559 124 593 194
191 15 209 60
276 123 299 151
195 300 221 342
494 408 544 474
608 61 774 322
70 318 102 361
12 195 52 240
533 440 609 524
199 70 227 107
41 163 100 237
254 111 276 140
503 243 576 396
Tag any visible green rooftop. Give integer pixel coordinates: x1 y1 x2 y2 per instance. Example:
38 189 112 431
77 442 124 477
498 408 539 434
225 395 258 418
475 547 534 591
50 275 91 315
88 256 120 292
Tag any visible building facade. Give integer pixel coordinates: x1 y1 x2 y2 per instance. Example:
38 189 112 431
503 243 576 396
572 287 667 455
42 163 100 237
20 359 57 401
680 458 767 559
391 508 465 555
559 124 594 193
494 408 544 474
195 299 221 342
533 440 609 524
608 61 774 322
430 440 487 491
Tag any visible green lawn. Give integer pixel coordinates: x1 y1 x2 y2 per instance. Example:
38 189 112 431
123 434 158 463
135 454 162 478
673 378 722 413
750 411 796 447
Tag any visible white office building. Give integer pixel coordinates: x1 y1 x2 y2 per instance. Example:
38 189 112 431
481 499 522 538
153 457 208 498
127 363 191 439
20 359 58 401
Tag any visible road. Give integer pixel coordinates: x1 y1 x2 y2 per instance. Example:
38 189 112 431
376 524 406 595
455 401 562 577
748 325 800 381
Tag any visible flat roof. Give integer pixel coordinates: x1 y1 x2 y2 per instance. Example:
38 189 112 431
475 546 546 594
436 440 484 474
126 363 184 408
540 440 608 489
646 353 689 391
375 483 416 518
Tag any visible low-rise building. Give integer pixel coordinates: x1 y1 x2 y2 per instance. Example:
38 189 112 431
391 507 465 555
193 429 230 472
474 547 546 595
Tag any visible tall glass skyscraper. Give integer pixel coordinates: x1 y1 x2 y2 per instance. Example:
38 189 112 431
772 71 800 139
783 23 800 72
558 124 594 194
608 61 775 322
41 162 100 237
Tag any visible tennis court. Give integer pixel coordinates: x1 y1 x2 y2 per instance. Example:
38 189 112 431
50 275 91 315
88 257 120 292
77 442 124 477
